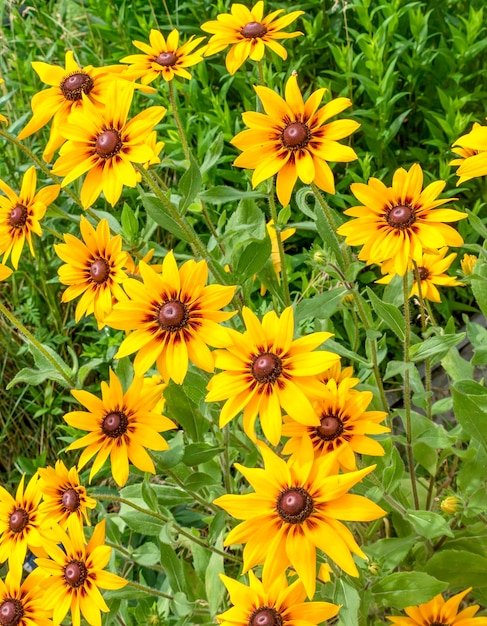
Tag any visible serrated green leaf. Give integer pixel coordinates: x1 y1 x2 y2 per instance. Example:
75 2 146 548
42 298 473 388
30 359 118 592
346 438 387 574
234 238 272 281
409 333 465 366
295 287 348 322
366 287 405 341
371 572 447 608
179 154 202 214
452 380 487 452
142 193 190 242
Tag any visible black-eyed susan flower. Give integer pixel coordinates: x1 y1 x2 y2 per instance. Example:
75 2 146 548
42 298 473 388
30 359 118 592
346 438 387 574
17 51 122 162
320 359 360 386
377 248 461 303
63 369 176 487
38 460 96 531
231 74 359 207
0 474 52 576
36 518 126 626
282 377 389 471
0 166 60 269
217 569 340 626
201 1 304 75
451 122 487 185
214 443 385 599
206 306 339 446
54 216 129 327
51 82 166 208
105 251 236 384
336 164 467 276
387 587 487 625
0 567 53 626
121 28 206 83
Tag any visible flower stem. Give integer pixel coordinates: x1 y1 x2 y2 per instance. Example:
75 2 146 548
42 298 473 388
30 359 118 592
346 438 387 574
125 580 174 601
0 299 75 387
403 273 420 510
412 261 433 421
168 81 190 161
93 493 242 563
268 181 291 308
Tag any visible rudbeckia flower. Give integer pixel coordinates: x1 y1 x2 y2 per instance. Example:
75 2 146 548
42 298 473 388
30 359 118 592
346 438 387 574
0 166 60 268
0 473 52 577
38 460 96 531
63 369 176 487
217 570 340 626
320 359 360 386
451 122 487 185
36 518 126 626
377 247 461 303
214 443 385 599
105 251 236 384
282 377 389 471
0 567 53 626
201 1 304 75
17 51 123 162
336 163 467 276
231 74 359 207
121 28 206 83
54 216 129 327
51 82 166 208
387 587 487 625
206 306 339 445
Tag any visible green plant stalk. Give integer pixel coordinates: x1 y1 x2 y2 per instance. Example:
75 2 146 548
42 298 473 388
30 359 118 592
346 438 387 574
412 262 433 421
168 81 190 161
164 466 220 513
403 273 420 510
126 580 174 601
0 299 75 387
267 180 291 308
93 493 242 564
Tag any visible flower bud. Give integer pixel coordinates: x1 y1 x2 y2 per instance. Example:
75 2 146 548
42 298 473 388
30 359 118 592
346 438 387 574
461 254 477 276
441 496 460 515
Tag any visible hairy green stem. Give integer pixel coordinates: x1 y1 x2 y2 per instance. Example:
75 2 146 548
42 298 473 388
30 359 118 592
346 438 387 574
93 494 242 563
412 262 433 421
168 81 190 160
0 300 75 387
164 467 220 513
403 274 420 510
268 181 291 308
126 580 174 601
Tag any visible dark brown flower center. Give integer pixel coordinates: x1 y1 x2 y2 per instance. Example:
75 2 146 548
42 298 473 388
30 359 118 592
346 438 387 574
241 21 267 38
248 607 283 626
277 487 314 524
64 560 88 588
386 204 415 229
281 122 310 149
9 508 28 533
60 72 94 101
62 488 81 512
90 258 110 284
157 300 189 331
316 414 344 441
95 129 122 158
154 51 178 67
102 411 129 438
251 352 282 383
417 266 429 281
429 623 449 626
0 599 23 626
8 204 28 228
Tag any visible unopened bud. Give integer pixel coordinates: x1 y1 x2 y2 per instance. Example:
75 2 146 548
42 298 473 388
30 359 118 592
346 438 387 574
441 496 460 515
461 254 477 276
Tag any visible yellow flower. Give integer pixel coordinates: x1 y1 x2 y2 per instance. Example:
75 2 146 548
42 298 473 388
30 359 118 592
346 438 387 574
320 360 360 386
260 219 296 295
440 495 460 515
0 567 53 626
337 164 467 276
282 377 389 471
206 306 339 445
0 474 52 577
318 563 333 583
54 216 129 327
377 248 461 303
217 570 340 626
201 1 304 75
63 369 176 487
0 264 12 280
451 122 487 185
17 51 122 162
0 78 7 124
37 460 96 531
142 374 168 414
214 442 385 599
121 28 206 83
51 82 166 208
143 130 165 169
105 251 236 384
387 588 487 625
35 518 126 626
0 166 60 268
231 74 359 207
461 253 477 276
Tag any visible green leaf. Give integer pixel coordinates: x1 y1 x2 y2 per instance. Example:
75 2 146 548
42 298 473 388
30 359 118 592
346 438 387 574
131 542 160 567
409 333 465 366
371 572 447 608
160 543 185 593
179 154 202 214
425 550 487 589
121 203 138 241
471 258 487 318
452 380 487 452
406 510 454 540
295 287 348 322
335 579 361 626
141 193 190 242
6 340 74 389
234 238 272 281
182 443 223 466
366 287 405 341
205 534 225 616
365 537 415 572
199 186 266 204
165 380 208 441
